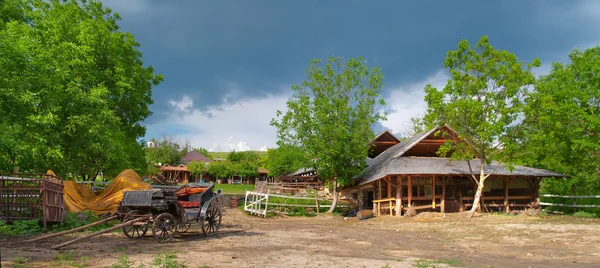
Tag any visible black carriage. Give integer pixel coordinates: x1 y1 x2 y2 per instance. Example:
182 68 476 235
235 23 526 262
117 182 222 243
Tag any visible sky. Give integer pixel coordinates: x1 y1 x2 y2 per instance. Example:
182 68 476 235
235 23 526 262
100 0 600 152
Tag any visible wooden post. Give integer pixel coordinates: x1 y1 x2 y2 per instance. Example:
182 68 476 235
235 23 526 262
573 185 577 214
315 194 320 214
378 180 382 200
52 218 144 249
25 216 119 242
441 177 446 213
407 176 412 207
396 177 402 216
432 176 436 209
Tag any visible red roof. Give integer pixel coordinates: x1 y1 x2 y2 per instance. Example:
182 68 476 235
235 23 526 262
258 168 269 174
181 150 212 164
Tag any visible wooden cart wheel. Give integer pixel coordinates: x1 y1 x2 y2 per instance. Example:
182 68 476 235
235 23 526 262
201 206 221 236
152 213 177 243
122 211 148 239
178 222 191 233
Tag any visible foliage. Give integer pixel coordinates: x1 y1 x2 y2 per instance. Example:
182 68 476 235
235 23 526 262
187 161 208 176
0 0 163 179
520 46 600 212
206 161 232 179
153 252 187 268
424 36 540 218
145 136 191 166
573 211 597 218
265 145 307 177
413 259 460 268
0 219 42 236
271 56 386 212
402 115 428 139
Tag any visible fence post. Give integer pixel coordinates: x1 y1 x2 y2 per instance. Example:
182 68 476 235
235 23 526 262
573 185 577 214
315 194 320 214
264 193 269 217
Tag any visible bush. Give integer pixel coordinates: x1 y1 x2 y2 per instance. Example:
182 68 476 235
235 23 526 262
0 211 116 236
574 211 596 218
0 219 42 236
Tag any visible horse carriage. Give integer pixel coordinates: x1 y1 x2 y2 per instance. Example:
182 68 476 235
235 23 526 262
117 182 222 243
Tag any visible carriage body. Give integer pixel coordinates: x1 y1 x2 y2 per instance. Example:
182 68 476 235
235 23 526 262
117 182 222 243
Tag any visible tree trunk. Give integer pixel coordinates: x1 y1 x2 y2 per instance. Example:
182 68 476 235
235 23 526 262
468 161 487 218
327 179 339 213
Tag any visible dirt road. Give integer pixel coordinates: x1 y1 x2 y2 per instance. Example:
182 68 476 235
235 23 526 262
2 204 600 267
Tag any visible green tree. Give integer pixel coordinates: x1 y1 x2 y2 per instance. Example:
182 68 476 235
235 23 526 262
521 46 600 211
145 136 190 166
187 160 208 181
424 36 540 218
271 56 386 212
0 0 163 179
265 145 306 177
206 161 232 181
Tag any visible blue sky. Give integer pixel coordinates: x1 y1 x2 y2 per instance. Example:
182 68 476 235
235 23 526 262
101 0 600 151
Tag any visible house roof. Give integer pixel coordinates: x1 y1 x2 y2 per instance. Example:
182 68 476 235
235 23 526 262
358 125 565 185
160 164 189 172
369 129 401 158
258 168 269 174
181 150 212 164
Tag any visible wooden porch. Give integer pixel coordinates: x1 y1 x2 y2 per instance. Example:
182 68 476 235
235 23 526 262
367 175 541 216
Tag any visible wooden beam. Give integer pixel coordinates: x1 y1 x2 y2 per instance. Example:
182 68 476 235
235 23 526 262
396 176 402 216
441 176 446 213
407 176 412 207
504 177 512 213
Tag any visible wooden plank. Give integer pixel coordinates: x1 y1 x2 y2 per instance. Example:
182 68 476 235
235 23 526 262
52 218 144 249
25 215 119 242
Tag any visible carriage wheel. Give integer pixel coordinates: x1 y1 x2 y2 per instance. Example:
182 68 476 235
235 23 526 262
152 213 177 243
178 221 191 233
122 211 148 239
201 206 222 236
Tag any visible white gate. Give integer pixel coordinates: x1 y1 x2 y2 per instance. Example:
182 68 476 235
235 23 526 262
244 191 269 217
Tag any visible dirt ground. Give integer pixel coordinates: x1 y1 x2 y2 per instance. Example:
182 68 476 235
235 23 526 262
2 199 600 268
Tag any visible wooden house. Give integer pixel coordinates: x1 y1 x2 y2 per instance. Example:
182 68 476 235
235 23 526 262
158 150 213 184
342 125 564 216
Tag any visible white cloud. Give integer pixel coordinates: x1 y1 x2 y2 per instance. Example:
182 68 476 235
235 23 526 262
168 95 194 112
381 70 449 137
153 91 290 152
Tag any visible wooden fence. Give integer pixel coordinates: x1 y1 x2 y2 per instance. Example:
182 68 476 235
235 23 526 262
244 190 348 217
539 194 600 213
0 174 65 229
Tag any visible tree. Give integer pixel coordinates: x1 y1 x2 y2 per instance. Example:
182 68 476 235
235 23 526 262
145 136 191 166
187 160 208 181
271 56 386 212
265 145 306 177
521 46 600 208
424 36 540 218
0 0 163 179
206 161 232 181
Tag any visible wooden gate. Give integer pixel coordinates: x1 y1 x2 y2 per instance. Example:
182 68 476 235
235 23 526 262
0 173 65 228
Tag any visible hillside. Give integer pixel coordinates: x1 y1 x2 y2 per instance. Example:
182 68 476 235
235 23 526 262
208 151 267 159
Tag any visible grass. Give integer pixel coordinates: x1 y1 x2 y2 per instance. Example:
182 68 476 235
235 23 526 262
215 183 255 194
153 252 186 268
413 259 460 268
110 255 133 268
52 251 88 267
12 256 31 268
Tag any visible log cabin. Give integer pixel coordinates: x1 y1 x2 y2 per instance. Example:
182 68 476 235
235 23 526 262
341 125 564 216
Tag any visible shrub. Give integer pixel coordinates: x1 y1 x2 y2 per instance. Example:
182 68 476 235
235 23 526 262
574 211 596 218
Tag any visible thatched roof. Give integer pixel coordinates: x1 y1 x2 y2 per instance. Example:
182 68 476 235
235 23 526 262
358 126 565 186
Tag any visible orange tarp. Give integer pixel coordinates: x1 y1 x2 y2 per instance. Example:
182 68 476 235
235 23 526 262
63 169 151 214
174 186 206 196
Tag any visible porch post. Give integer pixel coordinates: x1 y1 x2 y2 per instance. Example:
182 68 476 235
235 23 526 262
396 176 402 216
407 176 412 207
441 176 446 213
387 176 392 198
504 177 510 213
432 176 436 209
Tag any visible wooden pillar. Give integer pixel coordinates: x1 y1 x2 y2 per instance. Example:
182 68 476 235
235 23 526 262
387 177 392 198
441 177 446 213
378 180 382 200
407 176 412 207
396 176 402 216
357 190 364 210
432 176 436 209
